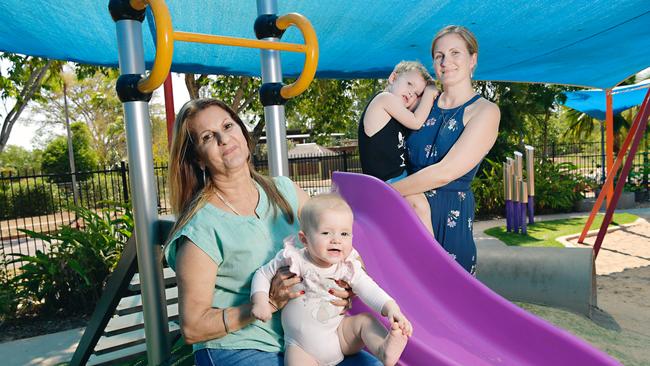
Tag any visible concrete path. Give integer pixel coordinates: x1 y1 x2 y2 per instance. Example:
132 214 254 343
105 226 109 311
0 327 84 366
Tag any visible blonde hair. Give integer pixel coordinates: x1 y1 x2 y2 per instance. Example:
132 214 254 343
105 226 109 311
431 25 479 57
166 98 294 245
392 60 434 84
299 193 353 234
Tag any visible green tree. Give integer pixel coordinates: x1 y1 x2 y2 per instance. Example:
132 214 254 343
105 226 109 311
475 81 569 163
286 79 382 145
184 74 382 147
30 68 126 166
41 122 99 181
0 145 42 174
0 53 61 153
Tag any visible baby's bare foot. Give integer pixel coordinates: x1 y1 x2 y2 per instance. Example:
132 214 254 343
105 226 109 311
379 322 408 366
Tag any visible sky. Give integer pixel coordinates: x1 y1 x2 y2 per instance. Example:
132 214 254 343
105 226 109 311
5 72 190 151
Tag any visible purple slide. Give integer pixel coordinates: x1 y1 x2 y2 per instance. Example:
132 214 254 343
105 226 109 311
333 172 620 366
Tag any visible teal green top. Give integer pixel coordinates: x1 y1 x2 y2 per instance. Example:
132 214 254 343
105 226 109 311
164 176 300 353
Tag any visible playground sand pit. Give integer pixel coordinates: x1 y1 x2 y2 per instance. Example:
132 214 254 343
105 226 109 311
525 218 650 366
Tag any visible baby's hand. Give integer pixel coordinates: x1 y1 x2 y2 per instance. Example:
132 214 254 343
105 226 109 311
252 302 273 322
388 309 413 337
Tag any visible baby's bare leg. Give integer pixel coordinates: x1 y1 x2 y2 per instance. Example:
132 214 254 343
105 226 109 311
337 313 407 366
405 193 435 238
284 344 319 366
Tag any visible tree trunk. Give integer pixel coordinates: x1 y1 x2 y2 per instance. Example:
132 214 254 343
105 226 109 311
184 73 208 100
0 59 54 153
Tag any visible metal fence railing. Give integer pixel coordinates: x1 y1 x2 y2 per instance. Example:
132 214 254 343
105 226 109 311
537 141 650 190
1 144 648 272
0 152 361 271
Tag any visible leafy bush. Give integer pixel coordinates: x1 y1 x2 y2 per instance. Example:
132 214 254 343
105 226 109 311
472 158 590 217
625 160 650 193
0 179 58 219
533 159 587 213
41 122 99 183
74 173 122 208
0 254 18 322
7 202 132 316
472 158 505 218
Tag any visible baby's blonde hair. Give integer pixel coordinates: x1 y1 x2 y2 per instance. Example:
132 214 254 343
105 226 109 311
392 60 434 84
299 193 353 234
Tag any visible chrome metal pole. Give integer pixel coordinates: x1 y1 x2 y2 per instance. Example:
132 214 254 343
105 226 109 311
62 81 79 206
114 19 170 365
257 0 289 177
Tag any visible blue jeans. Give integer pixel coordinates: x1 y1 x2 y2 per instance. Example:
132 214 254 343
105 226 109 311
194 348 381 366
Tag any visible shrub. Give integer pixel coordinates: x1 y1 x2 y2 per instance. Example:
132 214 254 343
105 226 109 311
7 202 132 316
41 122 99 184
0 179 58 219
10 180 57 218
472 158 505 218
534 159 587 213
0 254 18 322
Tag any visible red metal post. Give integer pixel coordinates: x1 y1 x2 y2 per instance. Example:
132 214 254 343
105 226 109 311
592 89 650 258
605 89 614 208
578 89 650 243
163 73 175 149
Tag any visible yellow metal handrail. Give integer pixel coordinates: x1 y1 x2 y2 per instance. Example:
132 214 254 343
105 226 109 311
276 13 318 99
130 0 318 98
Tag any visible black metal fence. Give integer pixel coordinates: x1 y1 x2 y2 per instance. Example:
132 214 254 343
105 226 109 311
0 152 360 272
1 145 648 272
539 141 650 192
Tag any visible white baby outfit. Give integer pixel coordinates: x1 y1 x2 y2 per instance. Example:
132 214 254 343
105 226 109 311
251 239 393 366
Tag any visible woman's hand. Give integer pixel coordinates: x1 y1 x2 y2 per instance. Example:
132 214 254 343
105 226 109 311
329 279 355 314
269 266 304 310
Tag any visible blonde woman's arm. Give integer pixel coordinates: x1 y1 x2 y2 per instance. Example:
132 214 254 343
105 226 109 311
392 101 500 196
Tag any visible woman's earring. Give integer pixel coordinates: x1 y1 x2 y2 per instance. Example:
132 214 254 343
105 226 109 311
202 168 206 185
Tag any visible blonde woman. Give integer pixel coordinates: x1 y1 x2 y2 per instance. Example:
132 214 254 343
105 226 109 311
394 26 501 275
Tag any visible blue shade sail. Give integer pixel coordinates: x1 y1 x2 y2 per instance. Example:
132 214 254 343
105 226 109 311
562 81 650 120
0 1 649 89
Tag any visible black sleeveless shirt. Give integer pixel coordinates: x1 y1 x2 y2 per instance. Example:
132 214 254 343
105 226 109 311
358 95 410 181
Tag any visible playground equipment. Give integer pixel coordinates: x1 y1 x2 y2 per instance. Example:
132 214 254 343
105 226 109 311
334 172 617 366
578 88 650 255
503 146 535 234
70 0 319 364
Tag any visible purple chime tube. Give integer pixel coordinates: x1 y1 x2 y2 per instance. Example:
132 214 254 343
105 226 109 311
525 145 535 224
520 180 528 235
513 152 523 234
503 161 511 232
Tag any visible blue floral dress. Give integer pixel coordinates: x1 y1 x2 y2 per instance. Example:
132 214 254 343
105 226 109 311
406 94 482 274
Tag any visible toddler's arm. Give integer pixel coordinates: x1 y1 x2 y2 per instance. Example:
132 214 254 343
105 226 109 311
381 84 438 129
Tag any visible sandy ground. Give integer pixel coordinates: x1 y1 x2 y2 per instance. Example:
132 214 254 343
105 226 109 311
533 214 650 366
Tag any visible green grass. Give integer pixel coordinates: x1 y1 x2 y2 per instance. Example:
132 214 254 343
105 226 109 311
484 213 639 247
517 302 650 366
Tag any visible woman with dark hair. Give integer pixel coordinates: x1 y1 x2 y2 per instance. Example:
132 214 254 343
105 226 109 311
393 26 501 274
164 98 381 365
